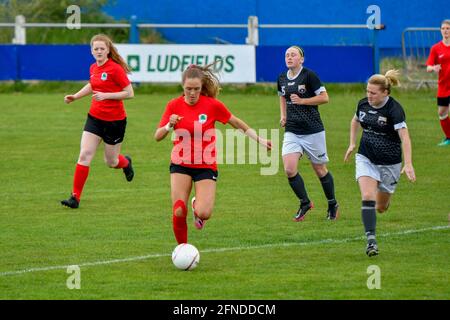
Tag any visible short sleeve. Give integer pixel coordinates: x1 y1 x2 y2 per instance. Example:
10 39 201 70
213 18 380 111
277 75 284 97
390 103 406 129
426 45 437 66
158 101 173 127
307 70 323 93
214 99 232 124
113 64 131 89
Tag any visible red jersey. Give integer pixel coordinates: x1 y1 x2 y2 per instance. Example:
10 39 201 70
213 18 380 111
89 59 131 121
426 41 450 97
159 95 232 170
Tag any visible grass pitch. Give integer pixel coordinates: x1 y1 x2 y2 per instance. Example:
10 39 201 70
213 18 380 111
0 87 448 299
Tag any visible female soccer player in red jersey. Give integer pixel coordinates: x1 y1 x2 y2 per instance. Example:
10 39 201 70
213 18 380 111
61 34 134 209
155 63 272 244
426 20 450 146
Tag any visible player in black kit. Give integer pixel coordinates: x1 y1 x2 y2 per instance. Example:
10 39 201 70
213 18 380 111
278 46 339 222
344 69 416 257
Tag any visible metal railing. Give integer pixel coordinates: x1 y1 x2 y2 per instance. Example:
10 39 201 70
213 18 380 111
1 15 384 73
402 27 440 88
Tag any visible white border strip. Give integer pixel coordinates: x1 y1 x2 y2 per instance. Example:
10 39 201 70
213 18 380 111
1 225 448 277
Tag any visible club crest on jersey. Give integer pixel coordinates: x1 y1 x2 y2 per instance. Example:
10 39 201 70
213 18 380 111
198 114 208 124
377 116 387 126
101 72 108 81
298 84 306 94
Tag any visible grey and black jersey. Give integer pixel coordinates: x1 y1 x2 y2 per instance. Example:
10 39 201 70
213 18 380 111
277 67 326 135
356 97 407 165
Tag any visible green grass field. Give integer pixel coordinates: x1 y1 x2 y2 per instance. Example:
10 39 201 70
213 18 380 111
0 87 449 300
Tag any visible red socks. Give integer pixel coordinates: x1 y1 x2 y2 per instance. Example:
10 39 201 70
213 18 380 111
72 163 89 201
115 154 129 169
172 200 187 244
439 117 450 139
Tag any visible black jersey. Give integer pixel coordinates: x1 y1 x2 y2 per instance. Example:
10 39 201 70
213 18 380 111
356 97 406 165
277 67 326 135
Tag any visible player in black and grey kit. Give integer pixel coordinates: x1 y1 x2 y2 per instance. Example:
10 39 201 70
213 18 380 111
278 46 339 222
344 70 416 257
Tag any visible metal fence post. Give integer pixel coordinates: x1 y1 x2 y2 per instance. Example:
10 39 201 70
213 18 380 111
371 24 384 74
246 15 259 45
129 15 139 43
13 15 26 44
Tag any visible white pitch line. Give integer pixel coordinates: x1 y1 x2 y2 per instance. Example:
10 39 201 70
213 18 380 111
0 225 448 277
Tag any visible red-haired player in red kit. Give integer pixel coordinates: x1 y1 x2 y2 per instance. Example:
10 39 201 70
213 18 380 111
154 63 271 244
426 20 450 146
61 34 134 209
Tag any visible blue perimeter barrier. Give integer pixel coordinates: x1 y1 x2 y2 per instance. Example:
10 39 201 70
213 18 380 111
0 45 374 83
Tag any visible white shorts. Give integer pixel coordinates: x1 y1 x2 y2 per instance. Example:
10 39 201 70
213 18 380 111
282 131 329 164
355 153 402 194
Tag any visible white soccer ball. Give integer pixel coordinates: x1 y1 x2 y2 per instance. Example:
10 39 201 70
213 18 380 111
172 243 200 271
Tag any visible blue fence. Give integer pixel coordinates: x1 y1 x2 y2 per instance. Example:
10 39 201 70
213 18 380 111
0 45 374 83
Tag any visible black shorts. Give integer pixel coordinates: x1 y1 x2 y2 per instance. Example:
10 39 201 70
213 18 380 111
83 114 127 145
437 96 450 107
169 163 218 182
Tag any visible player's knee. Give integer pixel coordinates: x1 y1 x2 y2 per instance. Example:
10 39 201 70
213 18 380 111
376 202 389 213
104 156 118 168
376 206 386 213
194 205 212 220
361 193 376 202
438 110 449 119
78 151 94 164
173 200 187 217
284 167 297 178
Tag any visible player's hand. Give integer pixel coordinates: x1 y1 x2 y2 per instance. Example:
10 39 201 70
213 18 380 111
258 138 272 150
401 163 416 182
92 91 108 101
64 95 76 104
344 144 356 162
169 114 183 127
290 94 304 105
432 64 441 73
280 117 286 127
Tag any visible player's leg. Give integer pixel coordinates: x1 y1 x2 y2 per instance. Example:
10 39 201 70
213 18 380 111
358 176 379 257
104 142 134 182
192 178 217 229
376 192 392 213
61 131 101 208
355 153 381 256
437 99 450 146
305 131 338 220
103 118 134 180
375 163 401 213
311 163 339 220
171 172 193 244
282 132 312 221
283 152 313 221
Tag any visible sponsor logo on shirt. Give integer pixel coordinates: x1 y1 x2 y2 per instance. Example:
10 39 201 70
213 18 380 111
377 116 387 126
101 72 108 81
199 114 208 124
298 84 306 94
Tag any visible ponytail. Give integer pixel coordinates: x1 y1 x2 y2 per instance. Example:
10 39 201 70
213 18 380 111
368 69 400 94
182 60 222 98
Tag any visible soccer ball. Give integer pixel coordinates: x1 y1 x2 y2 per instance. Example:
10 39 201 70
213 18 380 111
172 243 200 271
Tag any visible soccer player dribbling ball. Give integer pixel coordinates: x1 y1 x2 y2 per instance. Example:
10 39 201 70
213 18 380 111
426 19 450 146
344 70 416 257
61 34 135 209
278 46 339 222
154 63 271 245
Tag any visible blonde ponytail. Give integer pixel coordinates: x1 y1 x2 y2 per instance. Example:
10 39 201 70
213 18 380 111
368 69 400 94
